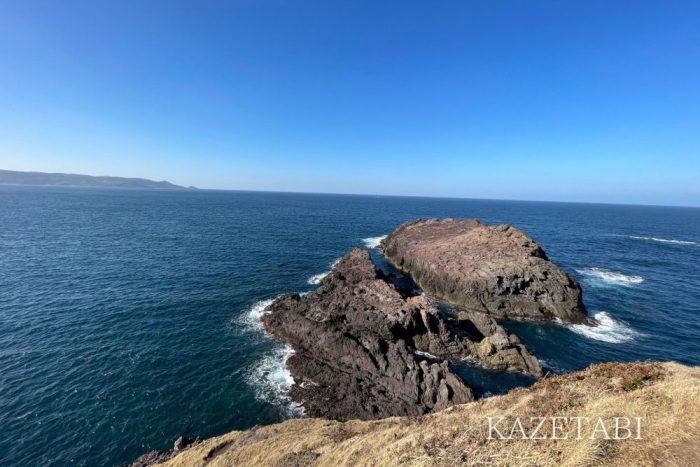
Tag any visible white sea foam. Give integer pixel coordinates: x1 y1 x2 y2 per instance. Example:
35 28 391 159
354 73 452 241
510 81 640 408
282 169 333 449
238 298 275 331
362 234 387 248
569 311 640 344
237 298 305 416
576 267 644 286
307 257 342 285
246 345 304 417
414 350 439 359
630 236 696 246
538 359 556 373
307 272 327 285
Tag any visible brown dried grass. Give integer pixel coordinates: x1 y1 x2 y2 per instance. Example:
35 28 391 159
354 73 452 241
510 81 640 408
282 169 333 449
158 362 700 467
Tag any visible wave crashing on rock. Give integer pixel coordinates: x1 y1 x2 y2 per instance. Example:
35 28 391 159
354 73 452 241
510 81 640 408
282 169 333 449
569 311 641 344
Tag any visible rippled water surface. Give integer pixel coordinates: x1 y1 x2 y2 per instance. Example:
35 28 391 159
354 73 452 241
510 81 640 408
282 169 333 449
1 186 699 466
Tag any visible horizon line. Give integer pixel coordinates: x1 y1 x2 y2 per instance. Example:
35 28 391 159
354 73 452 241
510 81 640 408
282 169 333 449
3 181 697 209
199 187 700 209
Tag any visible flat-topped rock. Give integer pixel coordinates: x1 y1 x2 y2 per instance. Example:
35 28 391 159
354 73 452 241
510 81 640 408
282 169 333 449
261 248 541 421
380 219 587 323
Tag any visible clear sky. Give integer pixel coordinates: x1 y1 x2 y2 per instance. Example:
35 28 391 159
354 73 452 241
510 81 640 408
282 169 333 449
1 1 699 205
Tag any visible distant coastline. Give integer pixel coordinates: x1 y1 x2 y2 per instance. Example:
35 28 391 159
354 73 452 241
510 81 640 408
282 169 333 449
0 169 192 190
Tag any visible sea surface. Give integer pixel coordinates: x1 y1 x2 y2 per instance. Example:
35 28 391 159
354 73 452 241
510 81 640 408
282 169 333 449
1 186 699 466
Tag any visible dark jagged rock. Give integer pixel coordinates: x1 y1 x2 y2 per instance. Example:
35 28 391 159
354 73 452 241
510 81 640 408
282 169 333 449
172 436 194 452
261 248 541 421
129 450 172 467
128 436 197 466
380 219 588 323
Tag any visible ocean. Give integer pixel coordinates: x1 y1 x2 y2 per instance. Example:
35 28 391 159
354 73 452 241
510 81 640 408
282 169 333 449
1 186 699 466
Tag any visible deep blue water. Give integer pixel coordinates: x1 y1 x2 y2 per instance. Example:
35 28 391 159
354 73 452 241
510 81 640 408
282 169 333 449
1 186 699 466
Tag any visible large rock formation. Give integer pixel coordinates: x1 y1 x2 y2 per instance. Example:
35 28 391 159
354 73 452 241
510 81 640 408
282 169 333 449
260 248 541 421
380 219 587 323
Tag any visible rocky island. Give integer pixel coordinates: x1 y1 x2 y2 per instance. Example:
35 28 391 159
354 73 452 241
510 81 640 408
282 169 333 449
261 248 541 421
381 219 588 323
254 218 595 422
262 220 586 420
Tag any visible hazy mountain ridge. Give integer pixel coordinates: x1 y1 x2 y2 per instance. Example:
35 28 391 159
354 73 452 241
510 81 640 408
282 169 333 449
0 169 189 189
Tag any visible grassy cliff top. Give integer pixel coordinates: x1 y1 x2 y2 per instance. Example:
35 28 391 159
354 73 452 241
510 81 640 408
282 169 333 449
155 362 700 466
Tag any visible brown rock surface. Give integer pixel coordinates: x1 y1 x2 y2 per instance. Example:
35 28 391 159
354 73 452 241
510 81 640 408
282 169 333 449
260 248 541 421
380 219 587 323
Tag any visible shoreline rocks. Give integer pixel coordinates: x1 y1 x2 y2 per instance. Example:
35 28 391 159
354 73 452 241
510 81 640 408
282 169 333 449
261 248 541 421
380 219 588 323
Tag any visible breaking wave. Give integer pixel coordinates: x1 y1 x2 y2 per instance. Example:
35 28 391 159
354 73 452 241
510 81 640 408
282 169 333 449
362 234 387 248
246 344 304 417
569 311 641 344
238 298 275 331
630 236 696 246
576 267 644 286
238 300 304 416
307 257 342 285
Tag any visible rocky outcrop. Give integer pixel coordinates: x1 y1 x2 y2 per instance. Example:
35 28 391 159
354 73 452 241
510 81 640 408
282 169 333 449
380 219 588 323
260 248 541 421
130 437 195 467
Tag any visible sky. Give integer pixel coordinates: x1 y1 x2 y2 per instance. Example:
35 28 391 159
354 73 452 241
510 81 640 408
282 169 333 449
1 1 699 206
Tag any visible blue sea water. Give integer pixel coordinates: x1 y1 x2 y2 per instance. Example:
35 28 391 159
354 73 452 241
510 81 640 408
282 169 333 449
1 186 699 466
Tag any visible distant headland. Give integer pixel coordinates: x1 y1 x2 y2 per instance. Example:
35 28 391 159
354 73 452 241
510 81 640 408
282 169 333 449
0 169 192 190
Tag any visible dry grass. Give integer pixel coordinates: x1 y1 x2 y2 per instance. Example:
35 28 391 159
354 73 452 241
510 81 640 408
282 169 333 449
157 362 700 467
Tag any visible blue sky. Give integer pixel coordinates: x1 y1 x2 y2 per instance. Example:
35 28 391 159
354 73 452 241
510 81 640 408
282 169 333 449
1 1 699 205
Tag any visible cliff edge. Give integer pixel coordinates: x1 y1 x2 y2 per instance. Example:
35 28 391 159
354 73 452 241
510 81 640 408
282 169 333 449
145 362 700 466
